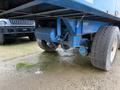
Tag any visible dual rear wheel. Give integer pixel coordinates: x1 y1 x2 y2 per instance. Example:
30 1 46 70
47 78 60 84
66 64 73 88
36 26 120 71
91 26 120 71
37 39 57 52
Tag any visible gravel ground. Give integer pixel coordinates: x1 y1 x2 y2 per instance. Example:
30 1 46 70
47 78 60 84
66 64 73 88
0 38 120 90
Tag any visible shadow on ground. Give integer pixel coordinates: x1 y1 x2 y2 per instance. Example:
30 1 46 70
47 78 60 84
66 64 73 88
5 37 35 45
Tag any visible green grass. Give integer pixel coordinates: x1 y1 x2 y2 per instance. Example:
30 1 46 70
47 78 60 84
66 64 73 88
16 62 35 69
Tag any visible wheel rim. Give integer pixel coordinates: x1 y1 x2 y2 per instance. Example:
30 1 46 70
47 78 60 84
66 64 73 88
110 37 118 63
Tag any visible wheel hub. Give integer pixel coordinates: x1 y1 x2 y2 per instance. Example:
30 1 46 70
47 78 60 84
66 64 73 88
110 37 118 63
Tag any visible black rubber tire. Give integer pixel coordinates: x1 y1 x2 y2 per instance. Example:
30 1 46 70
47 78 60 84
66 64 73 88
91 26 120 71
118 33 120 49
37 39 57 52
62 44 70 50
28 34 36 41
0 34 5 45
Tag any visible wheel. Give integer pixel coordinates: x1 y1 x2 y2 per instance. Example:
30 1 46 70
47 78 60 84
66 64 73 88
28 33 36 41
0 34 5 45
118 34 120 49
91 26 120 71
37 39 57 52
61 44 70 50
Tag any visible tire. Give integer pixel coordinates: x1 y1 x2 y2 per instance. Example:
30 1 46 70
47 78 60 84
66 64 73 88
118 34 120 49
91 26 120 71
0 34 5 45
37 39 57 52
28 33 36 41
61 44 70 50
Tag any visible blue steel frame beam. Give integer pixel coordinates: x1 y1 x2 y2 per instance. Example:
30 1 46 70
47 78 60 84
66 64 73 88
9 8 70 18
32 14 94 20
42 0 120 21
0 0 43 16
10 12 88 19
0 9 32 15
0 0 119 21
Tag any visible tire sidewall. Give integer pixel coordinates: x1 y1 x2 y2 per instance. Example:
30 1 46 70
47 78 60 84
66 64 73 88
106 29 119 70
37 39 57 52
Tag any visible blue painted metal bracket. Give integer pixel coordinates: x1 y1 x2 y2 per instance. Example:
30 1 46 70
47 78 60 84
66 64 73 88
82 20 110 34
57 17 61 41
60 18 111 48
62 18 82 47
60 18 110 36
62 18 76 35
